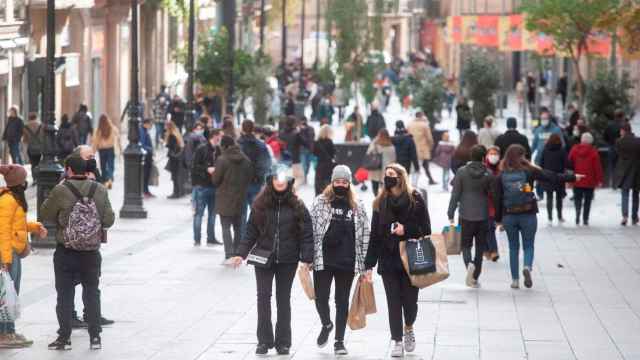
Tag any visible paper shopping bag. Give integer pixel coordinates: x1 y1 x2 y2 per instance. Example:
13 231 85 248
297 266 315 300
399 234 450 289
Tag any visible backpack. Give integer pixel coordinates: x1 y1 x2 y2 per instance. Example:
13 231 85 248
25 126 43 156
501 170 536 214
62 181 103 251
241 138 270 183
60 129 76 153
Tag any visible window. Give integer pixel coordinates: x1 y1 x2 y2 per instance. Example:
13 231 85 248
14 0 25 20
0 0 6 22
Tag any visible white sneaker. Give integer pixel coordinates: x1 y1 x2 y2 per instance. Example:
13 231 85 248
404 328 416 353
470 279 481 289
511 280 520 289
465 263 476 287
391 341 404 358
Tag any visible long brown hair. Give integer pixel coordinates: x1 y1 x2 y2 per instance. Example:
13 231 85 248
454 130 478 160
164 120 184 148
373 163 414 211
375 128 393 147
499 144 539 172
322 182 357 210
252 178 306 238
97 114 112 139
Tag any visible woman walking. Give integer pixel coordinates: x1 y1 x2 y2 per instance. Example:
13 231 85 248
568 133 603 226
231 172 314 356
484 146 501 261
451 131 478 174
313 125 336 195
495 145 579 289
433 131 455 192
365 163 431 358
165 120 185 199
455 96 472 138
0 165 47 348
539 134 568 222
56 114 79 161
92 115 121 189
310 165 370 355
613 124 640 226
366 129 397 196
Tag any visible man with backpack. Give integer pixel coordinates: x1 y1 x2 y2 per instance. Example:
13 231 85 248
71 105 93 145
41 155 115 351
23 113 44 184
238 120 272 238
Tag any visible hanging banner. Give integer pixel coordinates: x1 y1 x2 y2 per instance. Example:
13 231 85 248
445 17 453 44
461 16 478 45
475 16 499 47
587 31 611 58
536 32 555 55
452 16 463 44
499 14 523 51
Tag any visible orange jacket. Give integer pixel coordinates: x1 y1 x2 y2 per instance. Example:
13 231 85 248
0 190 40 264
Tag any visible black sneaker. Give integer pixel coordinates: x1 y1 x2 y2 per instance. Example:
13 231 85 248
194 241 201 247
71 316 88 329
523 267 533 288
276 346 290 355
255 343 269 356
334 341 348 356
48 337 71 351
90 336 102 350
99 316 115 326
317 322 334 348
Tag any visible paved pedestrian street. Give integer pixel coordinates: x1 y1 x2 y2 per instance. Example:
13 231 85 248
2 153 639 360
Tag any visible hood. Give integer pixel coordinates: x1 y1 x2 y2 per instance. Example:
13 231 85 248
572 143 595 157
466 161 488 179
223 145 246 162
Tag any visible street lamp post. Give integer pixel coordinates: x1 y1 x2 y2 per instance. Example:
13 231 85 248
120 0 147 219
33 0 64 248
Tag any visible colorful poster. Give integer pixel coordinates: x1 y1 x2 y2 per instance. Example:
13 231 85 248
587 31 612 58
461 16 478 45
475 16 499 47
499 14 523 51
445 17 453 44
536 32 555 55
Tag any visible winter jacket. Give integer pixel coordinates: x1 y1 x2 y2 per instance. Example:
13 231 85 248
238 134 272 185
183 132 207 169
311 194 370 274
40 177 115 246
71 111 93 137
3 116 24 144
266 135 282 160
455 104 472 131
433 141 455 169
447 161 495 221
366 142 396 182
604 121 622 147
165 135 184 179
140 126 154 155
313 138 336 195
495 169 576 222
539 143 568 192
484 161 500 218
613 134 640 190
391 134 419 174
495 130 532 160
366 110 386 140
406 119 434 160
478 127 501 148
365 191 431 274
211 145 253 217
23 120 44 156
280 129 302 164
569 143 603 189
191 142 221 187
236 193 314 264
0 190 42 264
56 124 80 156
299 126 315 151
532 124 565 164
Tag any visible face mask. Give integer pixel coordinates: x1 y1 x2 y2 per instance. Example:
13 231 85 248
488 154 500 165
573 129 580 137
86 158 98 174
384 176 398 190
333 185 349 197
541 119 550 127
194 130 204 136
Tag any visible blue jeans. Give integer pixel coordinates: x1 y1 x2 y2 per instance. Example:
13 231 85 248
621 189 639 220
99 148 116 182
486 217 498 253
0 253 21 334
193 186 216 243
503 214 537 280
8 142 23 165
241 183 263 240
300 148 313 180
442 167 450 191
155 122 165 148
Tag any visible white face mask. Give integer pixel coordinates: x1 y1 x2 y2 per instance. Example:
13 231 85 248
541 119 550 127
573 129 580 137
488 154 500 165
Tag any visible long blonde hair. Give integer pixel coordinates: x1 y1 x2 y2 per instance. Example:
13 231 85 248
96 114 113 139
373 163 415 211
164 120 184 148
321 181 357 210
318 124 333 140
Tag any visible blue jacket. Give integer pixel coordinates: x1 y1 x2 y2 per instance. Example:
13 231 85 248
139 126 153 155
238 134 272 185
532 123 564 164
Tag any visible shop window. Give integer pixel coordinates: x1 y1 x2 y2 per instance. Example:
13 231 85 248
0 0 6 22
14 0 25 20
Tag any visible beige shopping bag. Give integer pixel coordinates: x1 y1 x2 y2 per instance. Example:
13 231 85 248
399 234 450 289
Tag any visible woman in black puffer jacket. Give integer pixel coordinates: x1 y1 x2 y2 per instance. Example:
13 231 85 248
232 172 314 357
392 121 419 175
539 134 568 222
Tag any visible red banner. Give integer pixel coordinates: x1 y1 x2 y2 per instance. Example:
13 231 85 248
452 16 463 44
536 32 555 55
587 31 611 58
475 16 499 47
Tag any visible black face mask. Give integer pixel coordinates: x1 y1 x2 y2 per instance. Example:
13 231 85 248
86 158 98 175
333 185 349 197
384 176 398 190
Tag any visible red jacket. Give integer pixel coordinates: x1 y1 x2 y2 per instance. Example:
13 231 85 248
568 143 603 188
266 135 282 160
484 159 500 218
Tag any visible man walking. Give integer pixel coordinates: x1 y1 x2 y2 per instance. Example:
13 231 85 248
140 119 155 198
192 129 222 246
3 106 24 165
23 113 44 184
212 136 253 261
366 102 386 140
152 86 171 148
495 117 531 160
41 155 115 350
71 105 93 145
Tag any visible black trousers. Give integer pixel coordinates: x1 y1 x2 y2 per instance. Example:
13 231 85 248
29 153 41 183
143 153 153 193
545 190 564 220
461 219 488 280
54 246 102 338
372 181 380 196
255 263 297 348
313 269 355 341
574 187 594 222
381 270 419 341
220 215 242 259
422 159 435 183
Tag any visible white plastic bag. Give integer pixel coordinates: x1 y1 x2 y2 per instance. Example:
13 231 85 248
0 270 20 322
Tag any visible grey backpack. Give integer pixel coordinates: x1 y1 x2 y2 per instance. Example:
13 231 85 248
63 181 102 251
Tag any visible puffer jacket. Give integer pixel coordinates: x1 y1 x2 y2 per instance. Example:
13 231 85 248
236 193 314 264
568 143 603 188
211 145 253 217
310 194 370 274
0 191 41 264
392 134 419 174
447 161 495 221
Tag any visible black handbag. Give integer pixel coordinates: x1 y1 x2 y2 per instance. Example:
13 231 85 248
405 236 436 275
363 151 383 170
247 246 274 268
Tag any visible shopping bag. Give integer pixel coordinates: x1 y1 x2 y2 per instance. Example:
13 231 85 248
297 267 315 300
149 163 160 187
360 279 377 315
405 237 436 275
347 281 367 330
442 225 462 255
0 270 20 322
399 234 450 289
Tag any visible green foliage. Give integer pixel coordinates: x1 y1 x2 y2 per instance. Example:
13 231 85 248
461 53 500 128
313 64 336 90
414 71 447 124
145 0 188 17
372 0 385 51
239 54 273 125
396 75 421 102
585 69 634 140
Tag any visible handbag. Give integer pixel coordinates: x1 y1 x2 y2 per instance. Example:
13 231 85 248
404 237 436 275
399 234 450 289
247 246 274 268
362 146 382 170
149 163 159 187
443 225 462 255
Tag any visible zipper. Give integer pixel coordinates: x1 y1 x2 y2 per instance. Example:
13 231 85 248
275 199 281 263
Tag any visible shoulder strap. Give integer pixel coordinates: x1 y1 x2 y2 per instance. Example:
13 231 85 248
63 181 84 201
87 182 98 200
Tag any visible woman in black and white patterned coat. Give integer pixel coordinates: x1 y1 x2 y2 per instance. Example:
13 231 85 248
309 165 370 356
